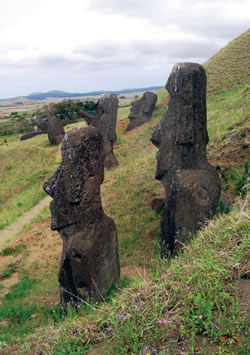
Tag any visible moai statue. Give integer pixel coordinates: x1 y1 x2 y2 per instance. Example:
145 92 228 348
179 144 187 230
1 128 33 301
80 93 119 170
125 91 157 132
47 117 65 145
151 63 221 257
44 126 120 306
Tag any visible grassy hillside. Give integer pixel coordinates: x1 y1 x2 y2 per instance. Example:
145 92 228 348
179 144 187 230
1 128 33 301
204 29 249 95
0 31 249 354
0 136 57 230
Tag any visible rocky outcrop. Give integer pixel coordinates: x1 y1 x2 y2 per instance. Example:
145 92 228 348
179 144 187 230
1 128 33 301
44 126 120 306
151 63 221 256
47 118 65 145
126 91 157 132
20 132 43 140
80 93 119 170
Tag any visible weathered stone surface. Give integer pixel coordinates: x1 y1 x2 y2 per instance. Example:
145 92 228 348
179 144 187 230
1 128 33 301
20 132 43 140
47 118 65 145
80 93 119 170
151 63 221 256
126 91 157 132
151 196 165 214
44 126 120 305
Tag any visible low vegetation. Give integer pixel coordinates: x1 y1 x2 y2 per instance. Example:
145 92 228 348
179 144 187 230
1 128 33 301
0 135 57 230
205 29 249 95
0 99 96 136
34 99 97 123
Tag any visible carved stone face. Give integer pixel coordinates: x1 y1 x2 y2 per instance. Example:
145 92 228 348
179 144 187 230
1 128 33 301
129 91 157 119
151 62 209 180
43 126 104 230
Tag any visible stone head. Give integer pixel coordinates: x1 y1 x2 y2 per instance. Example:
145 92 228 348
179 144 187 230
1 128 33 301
44 126 104 230
129 91 157 119
98 93 118 114
151 62 209 180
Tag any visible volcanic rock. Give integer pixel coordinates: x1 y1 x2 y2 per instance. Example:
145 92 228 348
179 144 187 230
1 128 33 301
151 63 221 256
47 118 65 145
43 126 120 305
126 91 157 132
80 93 119 170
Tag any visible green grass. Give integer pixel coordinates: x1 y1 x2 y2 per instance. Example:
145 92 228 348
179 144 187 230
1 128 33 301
0 134 58 229
204 29 250 95
117 105 130 122
207 84 249 144
2 199 247 354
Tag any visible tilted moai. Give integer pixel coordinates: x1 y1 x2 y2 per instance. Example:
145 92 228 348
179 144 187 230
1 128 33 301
47 117 65 145
125 91 157 132
151 63 221 256
80 93 119 170
44 126 120 305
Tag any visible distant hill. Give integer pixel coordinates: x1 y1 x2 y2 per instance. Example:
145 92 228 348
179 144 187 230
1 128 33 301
0 86 163 102
204 29 250 94
22 86 163 101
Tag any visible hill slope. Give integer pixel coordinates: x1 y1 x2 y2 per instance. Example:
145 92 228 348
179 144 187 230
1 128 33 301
204 29 250 95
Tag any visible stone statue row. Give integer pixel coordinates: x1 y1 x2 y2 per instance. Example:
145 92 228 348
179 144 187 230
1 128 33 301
43 63 221 306
46 90 158 170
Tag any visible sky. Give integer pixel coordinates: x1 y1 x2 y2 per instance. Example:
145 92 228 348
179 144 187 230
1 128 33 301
0 0 249 98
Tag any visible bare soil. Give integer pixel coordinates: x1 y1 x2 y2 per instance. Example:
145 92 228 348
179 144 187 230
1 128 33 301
0 195 51 249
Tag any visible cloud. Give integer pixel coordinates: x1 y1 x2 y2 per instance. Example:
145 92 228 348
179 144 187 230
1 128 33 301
0 0 249 97
89 0 250 40
73 35 221 69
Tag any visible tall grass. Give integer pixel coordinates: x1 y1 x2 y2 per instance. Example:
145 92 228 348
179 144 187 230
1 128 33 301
3 198 248 354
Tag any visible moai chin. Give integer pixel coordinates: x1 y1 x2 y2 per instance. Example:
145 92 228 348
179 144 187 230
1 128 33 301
125 91 157 132
80 93 119 170
44 126 120 306
151 63 221 257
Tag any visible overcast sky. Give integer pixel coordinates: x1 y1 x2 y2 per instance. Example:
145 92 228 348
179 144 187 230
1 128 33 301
0 0 249 98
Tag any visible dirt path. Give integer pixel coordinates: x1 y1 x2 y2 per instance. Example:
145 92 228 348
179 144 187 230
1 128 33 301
0 195 51 249
0 141 62 250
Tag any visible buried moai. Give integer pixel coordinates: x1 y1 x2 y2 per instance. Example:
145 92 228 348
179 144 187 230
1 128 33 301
47 117 65 145
125 91 157 132
43 126 120 306
151 63 221 256
80 93 119 170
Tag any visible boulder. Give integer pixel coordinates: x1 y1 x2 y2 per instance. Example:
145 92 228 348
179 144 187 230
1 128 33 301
151 63 221 256
44 126 120 306
47 118 65 145
126 91 157 132
80 93 119 170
